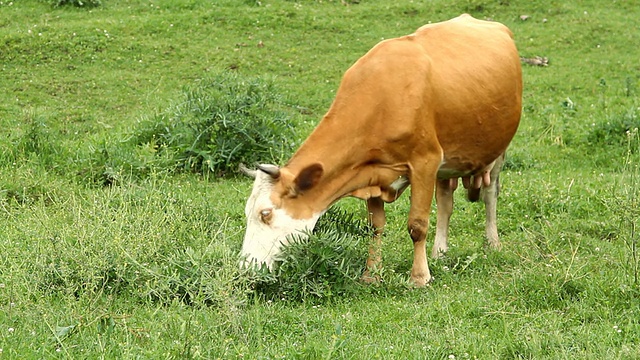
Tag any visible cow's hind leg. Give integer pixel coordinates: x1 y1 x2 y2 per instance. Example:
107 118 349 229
482 153 505 250
362 197 385 283
432 178 457 258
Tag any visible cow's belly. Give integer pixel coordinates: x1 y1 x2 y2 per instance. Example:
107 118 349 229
434 117 516 179
436 156 496 179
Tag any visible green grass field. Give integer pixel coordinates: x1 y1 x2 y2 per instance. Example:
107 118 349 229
1 0 640 358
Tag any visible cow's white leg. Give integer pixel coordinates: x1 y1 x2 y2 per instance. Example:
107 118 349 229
407 159 441 287
482 153 505 249
362 197 385 283
432 178 455 258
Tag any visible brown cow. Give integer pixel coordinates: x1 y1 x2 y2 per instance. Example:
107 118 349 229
241 14 522 286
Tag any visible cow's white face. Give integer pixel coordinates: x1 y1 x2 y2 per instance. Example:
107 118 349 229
241 167 322 270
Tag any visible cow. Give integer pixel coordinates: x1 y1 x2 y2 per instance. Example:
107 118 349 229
240 14 522 286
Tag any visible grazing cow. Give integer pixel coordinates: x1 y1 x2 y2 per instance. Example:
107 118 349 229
241 14 522 286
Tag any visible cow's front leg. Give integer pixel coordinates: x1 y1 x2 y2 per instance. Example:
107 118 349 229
362 197 385 283
407 160 440 287
432 178 457 258
482 153 505 249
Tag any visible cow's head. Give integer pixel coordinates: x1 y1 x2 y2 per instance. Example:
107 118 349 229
240 163 324 269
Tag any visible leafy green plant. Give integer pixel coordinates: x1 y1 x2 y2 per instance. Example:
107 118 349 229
87 71 297 184
133 71 297 176
9 110 64 169
251 207 370 301
587 107 640 149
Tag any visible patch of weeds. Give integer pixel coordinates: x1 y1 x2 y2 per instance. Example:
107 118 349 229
47 0 102 7
85 138 171 186
539 105 578 147
38 230 252 308
0 167 67 208
10 110 64 169
151 247 248 308
502 150 536 171
501 340 534 360
464 0 488 13
624 76 636 98
581 221 618 242
600 128 640 286
559 278 586 302
16 112 50 155
250 207 370 302
87 71 297 184
586 107 640 150
3 183 51 206
139 245 248 307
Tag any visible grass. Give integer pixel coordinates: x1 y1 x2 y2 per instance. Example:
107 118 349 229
1 0 640 358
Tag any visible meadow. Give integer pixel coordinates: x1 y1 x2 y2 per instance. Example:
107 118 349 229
1 0 639 358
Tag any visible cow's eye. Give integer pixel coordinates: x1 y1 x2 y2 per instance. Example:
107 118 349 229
259 208 273 224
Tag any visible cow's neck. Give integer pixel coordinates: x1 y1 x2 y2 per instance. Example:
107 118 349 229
282 111 409 216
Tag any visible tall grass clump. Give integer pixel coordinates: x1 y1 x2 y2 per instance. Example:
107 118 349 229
587 106 640 150
601 126 640 286
88 71 297 185
251 207 371 302
0 111 69 206
46 0 102 7
9 110 63 169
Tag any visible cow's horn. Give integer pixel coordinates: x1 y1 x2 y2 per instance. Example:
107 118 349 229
238 163 257 178
257 164 281 179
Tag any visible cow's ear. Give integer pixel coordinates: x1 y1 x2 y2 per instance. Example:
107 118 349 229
294 163 323 193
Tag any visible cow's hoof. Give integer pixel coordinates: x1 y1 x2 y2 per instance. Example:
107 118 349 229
410 273 433 287
431 247 448 259
361 270 381 284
